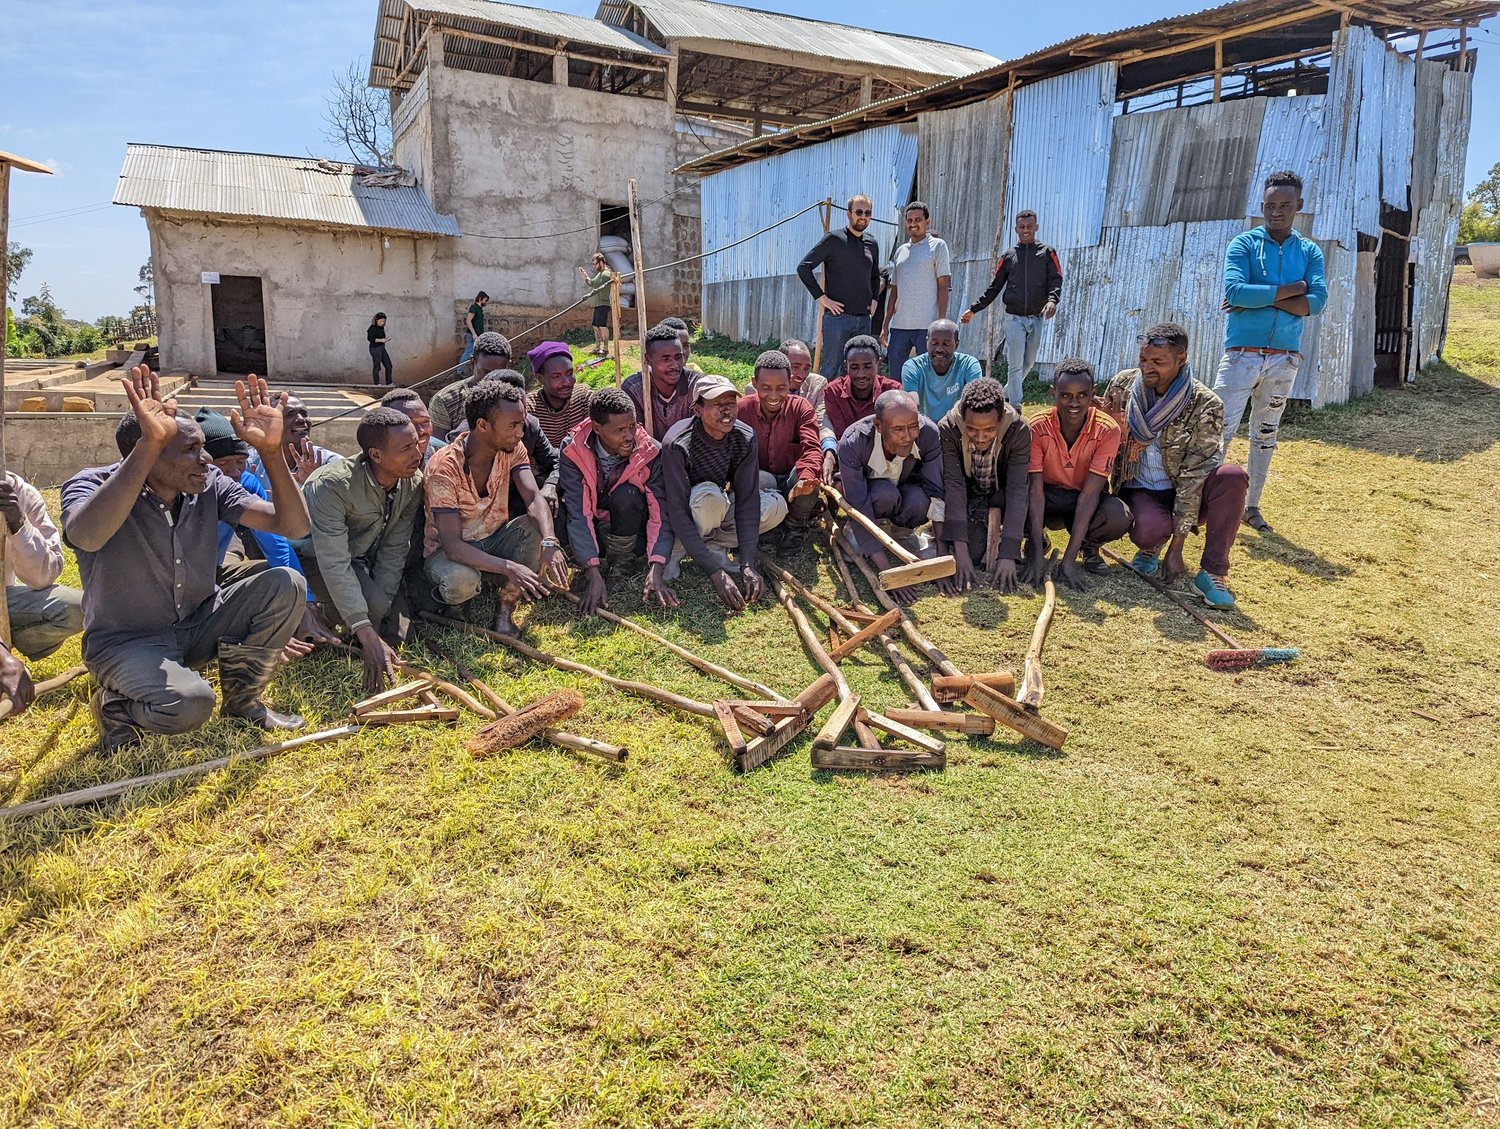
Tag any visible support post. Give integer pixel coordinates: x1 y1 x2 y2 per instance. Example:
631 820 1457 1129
1213 39 1224 102
811 198 832 375
611 272 624 387
627 178 651 436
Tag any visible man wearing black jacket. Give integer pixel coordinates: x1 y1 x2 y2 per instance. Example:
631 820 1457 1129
797 195 882 378
960 209 1062 407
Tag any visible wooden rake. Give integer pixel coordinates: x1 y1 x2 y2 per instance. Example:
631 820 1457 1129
819 483 956 590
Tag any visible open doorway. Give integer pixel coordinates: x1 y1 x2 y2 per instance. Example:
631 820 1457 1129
598 203 630 245
211 275 267 375
1373 205 1412 388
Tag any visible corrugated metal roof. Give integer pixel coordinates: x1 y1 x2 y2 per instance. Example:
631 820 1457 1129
1004 63 1116 252
680 0 1500 174
598 0 997 77
113 144 463 237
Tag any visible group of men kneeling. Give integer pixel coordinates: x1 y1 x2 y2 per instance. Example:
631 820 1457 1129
0 314 1248 751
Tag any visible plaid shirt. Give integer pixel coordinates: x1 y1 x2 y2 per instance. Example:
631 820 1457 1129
967 439 999 496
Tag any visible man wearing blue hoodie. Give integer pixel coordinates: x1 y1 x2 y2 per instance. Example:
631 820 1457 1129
1214 170 1325 533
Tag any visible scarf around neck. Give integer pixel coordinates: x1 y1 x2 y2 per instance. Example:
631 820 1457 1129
1126 366 1193 444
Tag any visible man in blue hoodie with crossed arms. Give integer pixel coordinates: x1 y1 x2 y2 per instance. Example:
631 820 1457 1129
1214 170 1326 534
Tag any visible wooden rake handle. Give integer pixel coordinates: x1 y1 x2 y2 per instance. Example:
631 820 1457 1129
819 483 918 564
1099 546 1243 650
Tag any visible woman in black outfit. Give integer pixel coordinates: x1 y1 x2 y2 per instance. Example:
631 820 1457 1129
368 312 394 385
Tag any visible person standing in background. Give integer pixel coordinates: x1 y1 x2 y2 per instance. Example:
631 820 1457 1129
579 254 613 356
797 195 881 378
961 210 1062 407
458 291 490 369
882 202 951 370
367 312 393 386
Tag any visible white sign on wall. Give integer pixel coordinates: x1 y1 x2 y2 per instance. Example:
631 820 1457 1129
201 271 220 284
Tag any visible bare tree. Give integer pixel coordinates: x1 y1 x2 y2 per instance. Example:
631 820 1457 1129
322 60 394 168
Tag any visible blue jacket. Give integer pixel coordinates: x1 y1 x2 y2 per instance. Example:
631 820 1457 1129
1222 226 1327 353
216 471 311 599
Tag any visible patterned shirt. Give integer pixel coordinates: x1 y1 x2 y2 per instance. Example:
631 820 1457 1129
422 437 531 557
622 370 700 442
529 386 593 449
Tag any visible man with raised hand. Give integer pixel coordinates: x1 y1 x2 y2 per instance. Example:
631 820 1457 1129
246 392 340 496
933 377 1030 596
961 209 1062 407
835 389 943 607
1026 358 1132 591
901 319 983 421
1100 324 1248 610
622 324 698 442
881 201 952 370
423 381 568 636
652 374 780 613
62 367 312 752
737 350 823 557
797 194 882 378
298 407 426 692
1214 170 1326 533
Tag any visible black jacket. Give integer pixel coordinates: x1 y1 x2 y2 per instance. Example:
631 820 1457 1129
968 242 1063 318
936 404 1031 561
797 228 882 311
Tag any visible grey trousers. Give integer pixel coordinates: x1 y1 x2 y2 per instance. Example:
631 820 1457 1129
85 567 305 737
6 583 85 660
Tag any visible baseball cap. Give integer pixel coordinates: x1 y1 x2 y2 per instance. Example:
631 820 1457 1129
694 374 739 403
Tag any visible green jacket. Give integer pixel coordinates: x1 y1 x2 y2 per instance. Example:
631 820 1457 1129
295 453 423 631
1101 369 1225 535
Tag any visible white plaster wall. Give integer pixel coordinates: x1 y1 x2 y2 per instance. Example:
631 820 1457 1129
148 212 456 383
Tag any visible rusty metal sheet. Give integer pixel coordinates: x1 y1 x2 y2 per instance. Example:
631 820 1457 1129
1004 62 1115 252
1105 99 1265 228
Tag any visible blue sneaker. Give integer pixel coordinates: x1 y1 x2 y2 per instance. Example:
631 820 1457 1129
1193 569 1236 610
1129 551 1160 577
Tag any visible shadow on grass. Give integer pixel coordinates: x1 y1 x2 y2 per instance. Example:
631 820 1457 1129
1279 361 1500 463
1234 526 1353 579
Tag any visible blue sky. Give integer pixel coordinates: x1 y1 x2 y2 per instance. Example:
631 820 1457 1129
4 0 1498 322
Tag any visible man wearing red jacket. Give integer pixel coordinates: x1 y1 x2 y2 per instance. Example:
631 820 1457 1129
821 335 901 447
557 387 667 615
737 350 823 557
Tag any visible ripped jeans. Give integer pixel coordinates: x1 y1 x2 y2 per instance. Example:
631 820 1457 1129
1213 349 1300 509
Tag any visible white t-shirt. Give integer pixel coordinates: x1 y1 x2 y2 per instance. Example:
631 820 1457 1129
888 235 952 330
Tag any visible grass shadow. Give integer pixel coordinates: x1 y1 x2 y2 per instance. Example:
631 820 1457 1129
1234 526 1353 578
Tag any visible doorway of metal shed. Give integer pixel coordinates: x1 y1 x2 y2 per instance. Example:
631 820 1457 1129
1373 205 1413 388
211 275 268 376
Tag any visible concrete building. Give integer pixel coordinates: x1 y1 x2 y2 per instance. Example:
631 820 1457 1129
684 0 1500 408
115 0 997 384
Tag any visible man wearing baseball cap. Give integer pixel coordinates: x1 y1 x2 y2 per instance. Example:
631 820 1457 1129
648 374 785 612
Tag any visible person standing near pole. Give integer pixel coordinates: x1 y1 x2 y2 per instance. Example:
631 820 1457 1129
1213 170 1325 534
797 195 881 379
579 254 613 357
960 209 1061 407
367 312 394 386
457 291 489 369
881 202 951 370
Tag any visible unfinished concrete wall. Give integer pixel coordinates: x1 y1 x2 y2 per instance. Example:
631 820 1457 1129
148 211 455 384
420 45 680 342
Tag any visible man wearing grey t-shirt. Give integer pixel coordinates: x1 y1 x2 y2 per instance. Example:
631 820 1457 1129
881 201 952 371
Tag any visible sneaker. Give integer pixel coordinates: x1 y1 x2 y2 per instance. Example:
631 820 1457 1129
1081 544 1108 574
1129 550 1160 577
1193 569 1236 610
778 522 809 557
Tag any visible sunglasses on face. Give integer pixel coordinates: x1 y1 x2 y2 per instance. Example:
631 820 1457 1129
850 209 871 217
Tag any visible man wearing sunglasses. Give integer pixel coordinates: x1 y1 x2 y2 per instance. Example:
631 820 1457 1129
797 194 882 378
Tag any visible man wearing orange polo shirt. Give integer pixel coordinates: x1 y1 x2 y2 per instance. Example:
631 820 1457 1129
1026 357 1131 591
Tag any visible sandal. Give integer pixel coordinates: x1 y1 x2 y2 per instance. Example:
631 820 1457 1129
1243 507 1273 533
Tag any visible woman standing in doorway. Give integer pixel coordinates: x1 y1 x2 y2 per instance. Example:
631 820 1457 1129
579 253 613 356
368 312 394 385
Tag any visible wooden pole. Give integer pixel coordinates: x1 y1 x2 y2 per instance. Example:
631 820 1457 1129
811 198 832 374
552 586 786 701
768 575 880 750
0 725 361 821
836 533 963 678
1212 38 1224 102
627 179 652 436
610 272 624 387
422 612 717 721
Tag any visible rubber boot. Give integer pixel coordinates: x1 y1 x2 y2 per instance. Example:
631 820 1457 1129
217 643 305 732
603 532 643 577
90 685 142 754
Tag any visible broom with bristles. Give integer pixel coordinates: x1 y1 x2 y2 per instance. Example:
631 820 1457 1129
1100 547 1300 670
466 689 585 757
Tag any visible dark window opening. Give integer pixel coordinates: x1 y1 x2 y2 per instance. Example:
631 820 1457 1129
599 203 631 244
211 275 267 376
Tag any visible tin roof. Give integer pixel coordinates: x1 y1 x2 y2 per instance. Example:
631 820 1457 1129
113 144 462 237
679 0 1500 173
596 0 998 78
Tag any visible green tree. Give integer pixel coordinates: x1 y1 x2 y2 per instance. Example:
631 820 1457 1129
5 241 31 302
134 259 154 310
1458 201 1500 244
1468 161 1500 215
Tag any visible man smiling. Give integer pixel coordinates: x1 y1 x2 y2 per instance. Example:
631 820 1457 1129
525 340 592 448
737 350 822 556
822 335 900 444
901 319 982 420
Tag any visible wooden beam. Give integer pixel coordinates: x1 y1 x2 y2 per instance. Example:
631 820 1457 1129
675 100 823 127
436 24 667 71
1213 38 1224 102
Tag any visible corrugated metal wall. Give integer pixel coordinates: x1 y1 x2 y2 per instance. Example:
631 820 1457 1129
1409 65 1472 372
1244 96 1326 216
1105 99 1265 228
1003 63 1115 252
701 122 918 342
1381 52 1416 209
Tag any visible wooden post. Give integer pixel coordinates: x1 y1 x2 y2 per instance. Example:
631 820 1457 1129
811 198 832 375
1460 23 1469 70
610 272 624 387
0 151 54 654
627 179 651 436
1212 39 1224 102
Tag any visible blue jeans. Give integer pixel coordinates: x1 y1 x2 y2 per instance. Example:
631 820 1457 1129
886 328 928 373
818 311 872 378
1001 314 1044 406
458 333 477 368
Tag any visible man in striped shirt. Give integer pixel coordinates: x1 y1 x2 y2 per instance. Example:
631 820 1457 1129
526 341 592 448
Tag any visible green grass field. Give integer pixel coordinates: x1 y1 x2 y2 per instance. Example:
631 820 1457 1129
2 276 1498 1126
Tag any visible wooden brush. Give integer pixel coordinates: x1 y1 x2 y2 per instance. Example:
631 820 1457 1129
467 689 585 756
